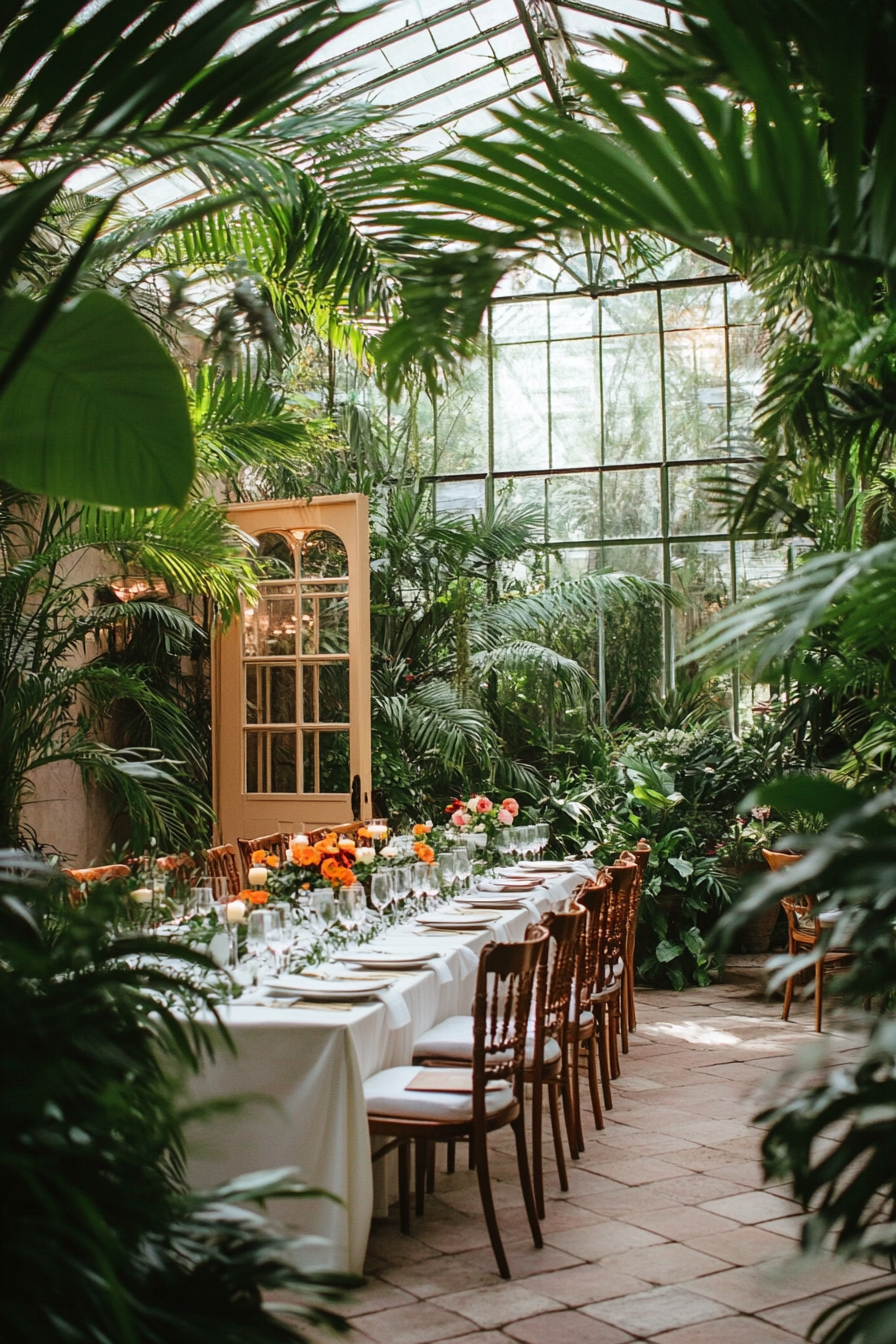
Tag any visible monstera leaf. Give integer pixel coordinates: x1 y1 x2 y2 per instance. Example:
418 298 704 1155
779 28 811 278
0 291 195 507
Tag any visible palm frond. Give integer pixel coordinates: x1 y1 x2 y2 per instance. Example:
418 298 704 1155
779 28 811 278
473 571 676 648
470 642 593 696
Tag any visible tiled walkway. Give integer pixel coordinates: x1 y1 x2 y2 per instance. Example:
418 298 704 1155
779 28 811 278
343 960 887 1344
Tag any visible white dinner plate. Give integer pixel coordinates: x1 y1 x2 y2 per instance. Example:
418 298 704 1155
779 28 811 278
457 898 525 911
333 952 439 970
266 973 393 1001
516 860 577 872
415 912 496 930
481 877 542 892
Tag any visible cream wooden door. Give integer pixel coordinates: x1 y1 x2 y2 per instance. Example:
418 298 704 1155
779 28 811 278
213 493 372 844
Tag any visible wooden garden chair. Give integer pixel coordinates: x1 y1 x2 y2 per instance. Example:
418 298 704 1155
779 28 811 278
62 863 130 904
236 832 288 879
203 844 241 897
366 926 547 1279
569 873 612 1145
764 848 851 1032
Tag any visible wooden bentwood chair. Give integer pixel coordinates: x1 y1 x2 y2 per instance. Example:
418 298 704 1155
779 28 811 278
365 927 548 1279
62 863 131 904
237 832 288 880
764 848 851 1033
203 844 241 897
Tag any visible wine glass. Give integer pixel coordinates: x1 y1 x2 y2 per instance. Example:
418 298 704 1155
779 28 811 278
393 866 413 901
340 882 366 933
437 851 456 897
192 885 214 918
412 862 430 899
536 822 550 856
424 862 441 899
311 886 336 930
247 910 270 967
370 871 394 914
265 910 291 976
453 846 472 892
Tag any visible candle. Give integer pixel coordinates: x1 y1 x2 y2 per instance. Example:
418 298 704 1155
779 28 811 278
367 824 388 839
226 899 246 923
291 833 308 847
248 865 268 886
131 887 153 904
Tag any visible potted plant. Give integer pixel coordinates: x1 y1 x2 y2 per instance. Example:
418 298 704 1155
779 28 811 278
714 808 786 952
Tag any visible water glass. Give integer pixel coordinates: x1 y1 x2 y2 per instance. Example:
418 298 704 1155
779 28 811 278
311 886 336 928
453 847 472 891
370 870 394 913
247 910 270 963
437 851 456 894
192 885 215 918
412 862 430 899
536 822 550 855
265 910 291 975
393 866 413 901
340 882 366 932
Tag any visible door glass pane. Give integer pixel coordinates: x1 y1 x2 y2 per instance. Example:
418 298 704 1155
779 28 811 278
300 530 348 579
602 333 663 464
301 595 349 654
302 730 350 793
246 665 295 724
243 585 296 656
256 532 294 572
246 731 296 793
302 662 349 723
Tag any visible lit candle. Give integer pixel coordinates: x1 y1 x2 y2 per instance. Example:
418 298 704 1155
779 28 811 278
367 824 388 839
292 833 309 847
131 887 153 904
248 865 268 886
226 899 246 923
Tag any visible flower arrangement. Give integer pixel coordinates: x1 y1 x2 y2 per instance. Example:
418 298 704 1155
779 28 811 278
267 833 357 902
445 794 519 841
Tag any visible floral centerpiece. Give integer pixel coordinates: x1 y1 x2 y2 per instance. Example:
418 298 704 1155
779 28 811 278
445 794 519 847
265 834 358 903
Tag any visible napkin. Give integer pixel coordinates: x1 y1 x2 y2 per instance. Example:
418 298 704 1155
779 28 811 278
376 985 412 1029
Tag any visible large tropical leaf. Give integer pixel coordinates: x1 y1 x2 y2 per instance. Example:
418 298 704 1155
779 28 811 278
0 291 195 506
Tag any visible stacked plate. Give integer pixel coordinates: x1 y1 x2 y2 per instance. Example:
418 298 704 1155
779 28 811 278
415 911 497 931
263 972 393 1002
333 951 441 971
516 860 578 873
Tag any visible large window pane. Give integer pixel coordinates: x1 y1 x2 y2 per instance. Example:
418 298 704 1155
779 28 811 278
550 338 601 468
435 478 485 518
602 468 662 539
729 325 765 431
548 295 599 339
668 463 727 535
664 327 728 460
493 343 549 470
727 281 764 326
600 290 659 335
435 360 488 473
661 284 726 331
602 543 664 580
602 333 663 463
494 475 546 538
669 540 732 666
492 300 547 344
548 474 601 541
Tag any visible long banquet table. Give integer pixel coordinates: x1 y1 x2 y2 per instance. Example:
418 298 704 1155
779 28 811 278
186 864 592 1272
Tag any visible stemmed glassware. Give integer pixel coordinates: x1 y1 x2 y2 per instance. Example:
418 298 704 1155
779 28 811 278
453 845 472 893
392 866 413 902
265 909 292 975
370 871 394 915
412 862 430 900
437 851 456 898
192 885 215 918
247 910 270 968
535 823 550 856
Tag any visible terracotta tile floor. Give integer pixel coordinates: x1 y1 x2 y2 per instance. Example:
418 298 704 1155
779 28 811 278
345 960 886 1344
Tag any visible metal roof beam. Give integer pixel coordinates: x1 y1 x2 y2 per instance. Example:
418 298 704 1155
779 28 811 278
333 18 520 103
364 47 535 124
388 75 544 147
554 0 671 36
512 0 568 113
335 0 496 65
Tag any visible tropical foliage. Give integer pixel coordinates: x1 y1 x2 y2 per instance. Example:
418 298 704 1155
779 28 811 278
0 851 358 1343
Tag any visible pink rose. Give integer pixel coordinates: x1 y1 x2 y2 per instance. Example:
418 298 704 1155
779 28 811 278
501 798 519 817
451 809 468 828
476 796 492 813
497 808 513 826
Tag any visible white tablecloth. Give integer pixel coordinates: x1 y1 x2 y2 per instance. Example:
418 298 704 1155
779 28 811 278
186 865 591 1271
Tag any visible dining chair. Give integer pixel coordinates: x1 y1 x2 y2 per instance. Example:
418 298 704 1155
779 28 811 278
237 832 288 879
203 844 241 897
305 822 365 844
605 860 638 1068
62 863 131 903
366 926 548 1279
622 839 651 1033
764 848 850 1032
525 906 583 1218
568 873 612 1146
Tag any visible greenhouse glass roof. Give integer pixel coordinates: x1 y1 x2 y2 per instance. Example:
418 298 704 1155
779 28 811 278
320 0 679 155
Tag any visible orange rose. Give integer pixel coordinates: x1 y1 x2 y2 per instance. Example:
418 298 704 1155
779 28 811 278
301 882 310 890
250 849 267 864
339 851 355 867
413 842 435 864
293 844 320 866
357 827 371 839
413 824 429 836
334 866 353 886
247 889 269 905
320 857 341 880
265 854 279 868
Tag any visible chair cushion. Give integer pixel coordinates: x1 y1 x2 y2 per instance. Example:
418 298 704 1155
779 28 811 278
569 1007 595 1029
364 1066 514 1122
412 1014 561 1067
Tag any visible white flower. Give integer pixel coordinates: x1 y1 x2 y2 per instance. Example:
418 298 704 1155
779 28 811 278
355 846 376 864
474 823 486 833
381 845 398 859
